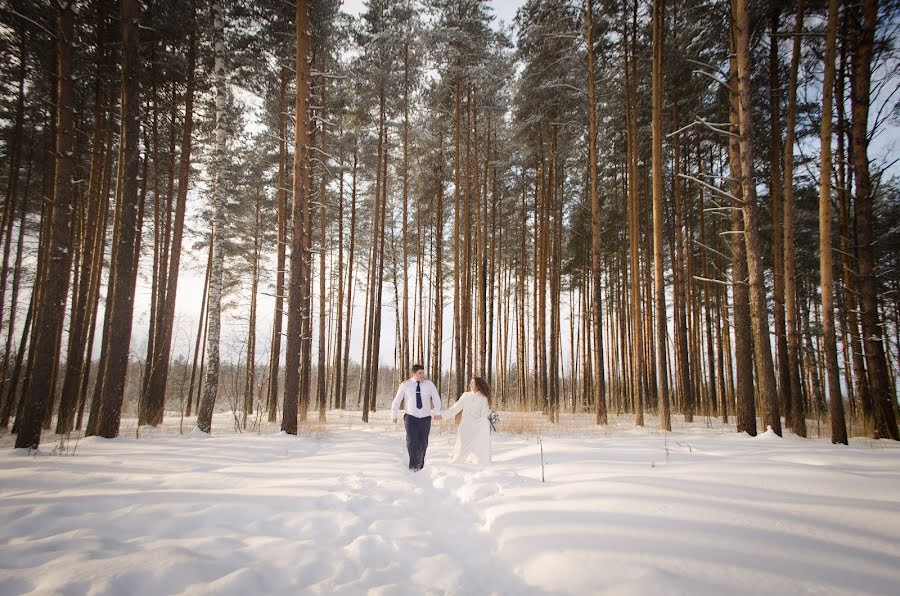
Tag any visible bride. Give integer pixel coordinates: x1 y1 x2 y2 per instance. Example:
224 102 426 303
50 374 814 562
443 377 493 464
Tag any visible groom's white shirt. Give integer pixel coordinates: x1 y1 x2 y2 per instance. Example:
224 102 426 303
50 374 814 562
391 379 442 419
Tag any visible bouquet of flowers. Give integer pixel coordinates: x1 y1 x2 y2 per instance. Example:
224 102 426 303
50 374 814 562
488 410 500 432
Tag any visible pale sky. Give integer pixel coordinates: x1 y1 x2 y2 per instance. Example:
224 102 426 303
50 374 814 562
340 0 525 28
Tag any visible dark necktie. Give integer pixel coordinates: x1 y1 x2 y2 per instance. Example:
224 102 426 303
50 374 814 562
416 381 422 409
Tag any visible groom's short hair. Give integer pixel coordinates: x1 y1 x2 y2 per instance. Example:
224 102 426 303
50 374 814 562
411 364 424 374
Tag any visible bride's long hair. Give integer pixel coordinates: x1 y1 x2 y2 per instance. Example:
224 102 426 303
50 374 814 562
469 377 492 407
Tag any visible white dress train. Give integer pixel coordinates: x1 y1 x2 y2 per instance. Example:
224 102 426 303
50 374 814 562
443 391 491 464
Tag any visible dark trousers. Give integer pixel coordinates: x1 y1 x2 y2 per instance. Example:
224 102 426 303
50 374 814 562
404 414 432 471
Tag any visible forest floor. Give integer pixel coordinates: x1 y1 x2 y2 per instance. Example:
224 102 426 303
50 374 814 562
1 410 899 595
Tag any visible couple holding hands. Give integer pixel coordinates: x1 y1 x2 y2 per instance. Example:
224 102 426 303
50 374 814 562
391 364 494 471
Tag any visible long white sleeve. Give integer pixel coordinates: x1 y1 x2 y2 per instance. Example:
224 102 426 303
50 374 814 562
444 393 467 418
391 382 406 420
429 382 442 415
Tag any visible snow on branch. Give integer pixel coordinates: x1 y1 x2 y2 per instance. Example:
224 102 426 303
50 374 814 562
678 173 744 204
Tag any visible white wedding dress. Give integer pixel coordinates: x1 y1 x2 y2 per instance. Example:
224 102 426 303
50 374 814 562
443 391 491 464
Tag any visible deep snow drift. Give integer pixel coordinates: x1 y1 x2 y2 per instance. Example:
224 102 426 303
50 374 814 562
1 411 898 595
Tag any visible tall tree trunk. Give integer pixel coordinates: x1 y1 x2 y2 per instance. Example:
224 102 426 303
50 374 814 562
850 0 898 440
548 130 560 422
769 7 792 430
340 148 358 410
517 173 527 408
464 91 475 394
282 0 312 433
15 3 78 449
432 133 444 393
267 67 289 422
82 116 116 435
243 190 262 425
673 138 694 422
401 41 411 373
332 129 346 410
94 0 142 439
651 0 670 431
56 39 108 433
369 123 390 414
731 0 781 435
487 139 498 387
196 1 227 434
783 0 807 437
585 0 607 425
727 54 756 436
624 6 644 426
453 79 464 403
817 0 848 444
836 10 869 436
699 148 717 418
56 75 106 434
316 116 328 422
140 46 163 405
361 92 387 422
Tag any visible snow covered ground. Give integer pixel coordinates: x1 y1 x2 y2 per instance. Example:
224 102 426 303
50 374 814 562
1 411 899 595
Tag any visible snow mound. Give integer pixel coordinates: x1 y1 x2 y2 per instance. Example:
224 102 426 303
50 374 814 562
756 425 781 440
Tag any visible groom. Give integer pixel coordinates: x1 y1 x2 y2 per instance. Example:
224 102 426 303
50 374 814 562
391 364 442 471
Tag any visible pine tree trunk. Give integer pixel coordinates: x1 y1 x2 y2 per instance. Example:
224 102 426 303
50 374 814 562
15 3 78 449
651 0 670 430
266 67 289 422
453 80 464 403
783 0 807 437
624 7 644 426
699 147 717 418
282 0 312 433
55 27 109 433
141 50 167 405
585 0 607 424
850 0 898 440
332 131 346 410
836 13 869 436
243 190 262 425
463 91 475 396
672 138 693 422
361 93 386 422
401 42 411 374
432 133 444 394
316 126 328 422
817 0 848 444
769 7 792 431
517 174 527 408
534 157 544 413
92 0 141 438
487 139 498 387
81 118 115 434
340 148 358 410
731 0 781 435
727 54 756 436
